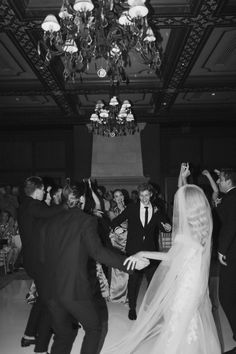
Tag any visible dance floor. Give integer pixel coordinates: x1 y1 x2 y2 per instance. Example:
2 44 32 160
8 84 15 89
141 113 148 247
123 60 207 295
0 279 235 353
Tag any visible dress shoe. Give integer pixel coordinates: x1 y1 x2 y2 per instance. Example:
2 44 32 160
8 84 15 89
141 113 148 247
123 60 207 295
21 337 36 347
223 347 236 354
128 309 137 320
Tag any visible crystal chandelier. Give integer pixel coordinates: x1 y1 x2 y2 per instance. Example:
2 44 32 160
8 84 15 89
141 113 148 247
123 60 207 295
39 0 162 84
88 96 137 137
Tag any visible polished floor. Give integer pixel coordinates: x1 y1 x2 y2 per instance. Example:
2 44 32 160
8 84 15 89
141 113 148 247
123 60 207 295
0 279 235 354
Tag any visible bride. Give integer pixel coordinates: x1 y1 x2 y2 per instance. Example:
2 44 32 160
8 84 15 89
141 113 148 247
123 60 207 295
102 183 221 354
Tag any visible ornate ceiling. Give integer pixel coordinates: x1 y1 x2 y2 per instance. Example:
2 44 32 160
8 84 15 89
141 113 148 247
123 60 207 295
0 0 236 127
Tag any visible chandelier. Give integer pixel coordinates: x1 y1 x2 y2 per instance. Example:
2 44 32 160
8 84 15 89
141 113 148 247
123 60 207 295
39 0 162 84
87 96 137 137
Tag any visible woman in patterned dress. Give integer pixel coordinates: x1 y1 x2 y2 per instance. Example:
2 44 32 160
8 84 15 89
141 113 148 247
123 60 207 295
108 189 129 303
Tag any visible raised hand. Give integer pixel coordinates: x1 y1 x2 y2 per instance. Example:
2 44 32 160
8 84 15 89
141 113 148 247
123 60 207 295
161 222 171 232
181 162 190 179
214 169 220 176
88 178 92 188
202 169 210 177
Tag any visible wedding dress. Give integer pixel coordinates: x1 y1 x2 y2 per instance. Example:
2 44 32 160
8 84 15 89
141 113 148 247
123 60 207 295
102 184 221 354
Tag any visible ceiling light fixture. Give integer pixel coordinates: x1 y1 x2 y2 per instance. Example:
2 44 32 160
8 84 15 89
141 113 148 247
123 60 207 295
87 96 138 137
39 0 162 84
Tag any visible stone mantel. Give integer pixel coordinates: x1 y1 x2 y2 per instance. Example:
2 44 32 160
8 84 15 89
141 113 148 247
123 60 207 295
91 124 146 192
94 175 148 193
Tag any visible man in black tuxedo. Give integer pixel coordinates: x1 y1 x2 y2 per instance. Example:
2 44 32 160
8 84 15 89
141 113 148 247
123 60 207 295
111 182 171 320
39 183 148 354
217 169 236 354
18 176 64 353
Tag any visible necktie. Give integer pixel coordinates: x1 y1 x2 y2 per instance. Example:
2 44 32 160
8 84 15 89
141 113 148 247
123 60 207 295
144 206 148 228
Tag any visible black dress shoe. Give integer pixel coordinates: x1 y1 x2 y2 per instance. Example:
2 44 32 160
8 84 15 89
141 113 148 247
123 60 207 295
128 309 137 320
223 347 236 354
21 337 36 347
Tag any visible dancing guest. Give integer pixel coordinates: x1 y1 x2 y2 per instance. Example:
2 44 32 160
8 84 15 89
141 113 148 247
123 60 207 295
39 183 149 354
216 168 236 354
108 189 129 303
201 169 223 348
18 176 63 354
111 182 171 320
50 185 62 206
0 210 19 273
87 178 111 298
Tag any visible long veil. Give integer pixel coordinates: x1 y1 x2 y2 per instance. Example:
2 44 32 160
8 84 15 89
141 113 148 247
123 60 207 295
102 185 221 354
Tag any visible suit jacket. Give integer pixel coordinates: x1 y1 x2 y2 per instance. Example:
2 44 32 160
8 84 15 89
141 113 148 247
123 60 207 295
111 202 168 255
18 196 63 278
217 187 236 268
40 207 129 302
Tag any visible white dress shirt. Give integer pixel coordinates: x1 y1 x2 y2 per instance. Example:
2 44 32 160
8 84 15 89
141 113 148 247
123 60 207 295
140 203 153 227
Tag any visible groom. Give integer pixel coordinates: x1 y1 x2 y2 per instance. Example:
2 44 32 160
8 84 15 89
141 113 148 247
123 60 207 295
38 183 148 354
111 183 171 320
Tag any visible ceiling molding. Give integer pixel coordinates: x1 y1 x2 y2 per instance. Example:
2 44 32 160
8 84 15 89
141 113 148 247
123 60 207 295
0 0 235 126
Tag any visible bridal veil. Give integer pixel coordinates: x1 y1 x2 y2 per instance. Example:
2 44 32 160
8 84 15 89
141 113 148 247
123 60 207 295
102 184 221 354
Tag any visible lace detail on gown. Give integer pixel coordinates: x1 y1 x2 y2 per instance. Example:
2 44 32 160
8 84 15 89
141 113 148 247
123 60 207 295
167 248 199 348
187 313 198 344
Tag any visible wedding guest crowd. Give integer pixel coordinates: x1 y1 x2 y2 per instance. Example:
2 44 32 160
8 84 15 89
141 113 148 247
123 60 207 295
0 163 235 354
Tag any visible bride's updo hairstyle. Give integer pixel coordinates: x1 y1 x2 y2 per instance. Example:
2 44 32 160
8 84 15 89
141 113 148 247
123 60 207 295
173 184 212 247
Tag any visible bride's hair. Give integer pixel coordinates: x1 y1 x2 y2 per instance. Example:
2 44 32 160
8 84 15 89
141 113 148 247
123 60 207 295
173 184 212 247
185 187 210 246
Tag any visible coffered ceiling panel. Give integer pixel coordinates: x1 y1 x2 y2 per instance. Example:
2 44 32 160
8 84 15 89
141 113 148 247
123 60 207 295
0 32 39 80
0 95 57 108
0 0 235 126
189 27 236 77
175 91 236 105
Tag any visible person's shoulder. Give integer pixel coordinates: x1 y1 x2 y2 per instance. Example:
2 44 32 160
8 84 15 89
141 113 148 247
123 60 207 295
69 208 96 223
126 202 139 211
19 196 37 211
223 188 236 205
229 187 236 198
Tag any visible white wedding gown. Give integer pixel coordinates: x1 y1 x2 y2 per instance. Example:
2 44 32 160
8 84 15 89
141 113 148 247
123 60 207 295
102 185 221 354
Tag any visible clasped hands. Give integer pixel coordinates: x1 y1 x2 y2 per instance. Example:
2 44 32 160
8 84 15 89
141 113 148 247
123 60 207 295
123 252 149 271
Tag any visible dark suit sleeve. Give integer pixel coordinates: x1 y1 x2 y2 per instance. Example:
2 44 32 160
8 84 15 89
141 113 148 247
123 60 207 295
83 217 132 273
110 206 130 229
218 202 236 256
159 210 171 225
30 202 63 218
154 211 170 231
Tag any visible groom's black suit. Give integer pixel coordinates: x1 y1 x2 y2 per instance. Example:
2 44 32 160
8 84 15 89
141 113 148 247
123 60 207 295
217 187 236 340
111 202 168 311
39 207 131 354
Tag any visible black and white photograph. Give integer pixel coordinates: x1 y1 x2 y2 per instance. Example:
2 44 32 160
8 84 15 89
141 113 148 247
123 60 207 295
0 1 236 353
